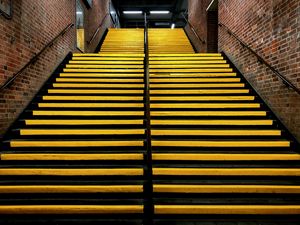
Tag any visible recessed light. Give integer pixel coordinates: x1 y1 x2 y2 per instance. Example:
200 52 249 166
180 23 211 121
150 11 170 14
123 11 143 14
171 23 175 29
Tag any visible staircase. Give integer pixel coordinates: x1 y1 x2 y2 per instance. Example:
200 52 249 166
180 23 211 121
1 28 300 224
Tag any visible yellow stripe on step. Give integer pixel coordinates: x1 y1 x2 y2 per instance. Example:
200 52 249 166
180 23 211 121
0 205 143 214
65 64 144 68
149 65 230 68
1 153 144 161
149 53 221 56
149 69 233 73
63 69 144 73
25 119 143 125
60 73 144 77
150 96 254 101
53 83 144 88
10 140 144 147
0 185 143 193
69 61 143 65
151 111 267 116
151 120 273 125
154 205 300 214
150 89 249 94
152 140 290 147
38 103 144 108
20 129 145 135
150 73 237 77
32 111 144 116
151 103 260 109
149 57 224 60
72 57 144 61
153 168 298 176
152 153 300 161
42 96 143 101
154 184 300 193
73 53 145 57
151 130 281 136
150 78 240 82
150 83 244 88
150 60 226 64
0 168 143 176
48 89 143 94
56 78 144 83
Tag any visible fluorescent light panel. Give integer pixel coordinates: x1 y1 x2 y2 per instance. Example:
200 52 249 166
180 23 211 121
150 10 170 14
123 11 143 14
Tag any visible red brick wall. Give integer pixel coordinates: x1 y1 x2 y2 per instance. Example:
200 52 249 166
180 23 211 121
218 0 300 141
84 0 112 53
0 0 112 138
188 0 211 52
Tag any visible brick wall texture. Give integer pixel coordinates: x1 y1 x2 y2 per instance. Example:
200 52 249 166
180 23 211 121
0 0 110 137
218 0 300 141
188 0 300 141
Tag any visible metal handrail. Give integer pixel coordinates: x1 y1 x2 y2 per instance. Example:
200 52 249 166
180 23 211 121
219 22 300 95
0 23 74 91
143 12 154 225
181 12 206 44
87 13 112 45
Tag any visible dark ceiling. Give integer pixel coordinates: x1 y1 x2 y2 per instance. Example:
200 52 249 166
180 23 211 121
111 0 188 28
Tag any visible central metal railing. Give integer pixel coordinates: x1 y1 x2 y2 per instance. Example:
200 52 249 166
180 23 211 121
143 12 154 225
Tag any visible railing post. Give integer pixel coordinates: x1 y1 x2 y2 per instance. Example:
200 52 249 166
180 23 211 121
143 11 154 225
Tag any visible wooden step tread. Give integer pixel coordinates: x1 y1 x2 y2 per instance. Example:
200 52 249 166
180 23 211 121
32 111 144 116
0 168 143 176
154 205 300 214
1 153 143 161
38 103 144 108
151 111 267 116
152 140 290 147
0 205 143 214
151 119 273 125
0 185 143 193
152 153 300 161
153 168 300 176
154 184 300 193
10 140 144 147
43 96 143 101
151 130 281 136
19 129 145 135
25 119 144 125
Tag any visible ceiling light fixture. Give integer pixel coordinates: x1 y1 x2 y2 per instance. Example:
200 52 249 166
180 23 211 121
76 12 83 14
123 11 143 14
150 10 170 14
171 23 175 29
